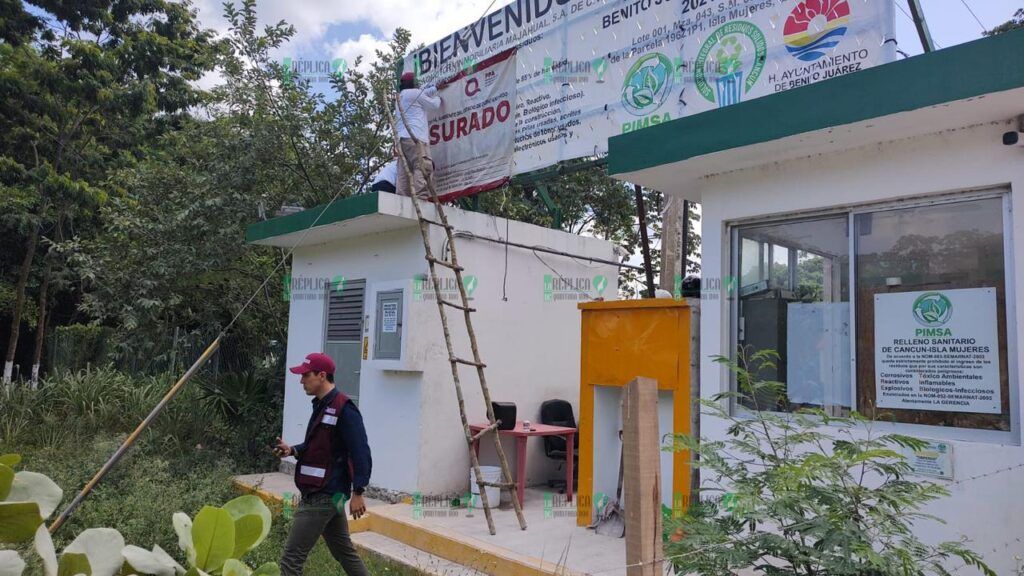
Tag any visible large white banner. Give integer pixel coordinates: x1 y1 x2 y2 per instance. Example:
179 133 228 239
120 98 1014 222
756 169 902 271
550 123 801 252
430 49 517 201
874 288 1002 415
404 0 895 177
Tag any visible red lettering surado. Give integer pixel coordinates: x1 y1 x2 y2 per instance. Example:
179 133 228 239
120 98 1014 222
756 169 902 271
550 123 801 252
430 100 512 144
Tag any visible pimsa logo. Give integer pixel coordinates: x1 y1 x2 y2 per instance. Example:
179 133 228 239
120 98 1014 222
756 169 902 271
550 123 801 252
783 0 851 62
621 53 674 116
912 292 953 328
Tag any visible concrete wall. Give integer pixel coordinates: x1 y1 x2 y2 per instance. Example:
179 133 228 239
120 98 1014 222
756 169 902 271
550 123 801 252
283 226 429 494
690 119 1024 574
281 201 619 497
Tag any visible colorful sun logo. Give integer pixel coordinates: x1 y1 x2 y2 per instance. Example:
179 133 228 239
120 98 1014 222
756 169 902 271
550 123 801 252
783 0 851 62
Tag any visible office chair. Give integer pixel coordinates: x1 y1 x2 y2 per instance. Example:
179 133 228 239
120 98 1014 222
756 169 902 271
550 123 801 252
540 399 579 493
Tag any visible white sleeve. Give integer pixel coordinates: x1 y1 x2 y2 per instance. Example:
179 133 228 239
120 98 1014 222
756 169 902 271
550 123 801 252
421 86 442 109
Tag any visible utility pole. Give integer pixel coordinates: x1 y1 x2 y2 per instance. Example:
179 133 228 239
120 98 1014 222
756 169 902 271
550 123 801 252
659 196 680 293
907 0 935 53
634 184 656 298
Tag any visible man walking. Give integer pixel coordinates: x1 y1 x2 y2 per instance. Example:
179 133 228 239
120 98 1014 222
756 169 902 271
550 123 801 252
394 71 440 199
274 352 372 576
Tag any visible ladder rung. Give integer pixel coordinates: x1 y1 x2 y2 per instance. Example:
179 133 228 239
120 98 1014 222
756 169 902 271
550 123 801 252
441 299 476 313
479 481 514 489
451 357 486 368
470 421 500 442
426 256 464 272
420 217 453 230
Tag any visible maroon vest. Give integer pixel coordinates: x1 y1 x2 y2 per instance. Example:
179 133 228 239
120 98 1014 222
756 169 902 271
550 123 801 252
295 391 352 492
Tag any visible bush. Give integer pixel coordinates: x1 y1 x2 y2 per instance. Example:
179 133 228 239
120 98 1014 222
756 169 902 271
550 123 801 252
1 366 282 472
665 350 994 576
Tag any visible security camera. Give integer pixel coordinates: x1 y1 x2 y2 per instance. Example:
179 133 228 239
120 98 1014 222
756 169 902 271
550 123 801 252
1004 131 1024 147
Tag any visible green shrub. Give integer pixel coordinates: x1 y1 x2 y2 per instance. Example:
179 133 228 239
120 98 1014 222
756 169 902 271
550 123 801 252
0 450 279 575
1 366 282 473
665 350 994 576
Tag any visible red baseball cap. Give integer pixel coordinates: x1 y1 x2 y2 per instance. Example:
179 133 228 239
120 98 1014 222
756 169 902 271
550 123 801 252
400 72 415 83
289 352 336 375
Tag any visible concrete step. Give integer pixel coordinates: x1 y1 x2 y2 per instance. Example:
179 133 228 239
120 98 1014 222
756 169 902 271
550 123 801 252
353 531 489 576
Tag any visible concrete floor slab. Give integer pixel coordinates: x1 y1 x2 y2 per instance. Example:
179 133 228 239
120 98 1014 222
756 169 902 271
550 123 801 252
374 488 627 576
234 473 635 575
352 531 490 576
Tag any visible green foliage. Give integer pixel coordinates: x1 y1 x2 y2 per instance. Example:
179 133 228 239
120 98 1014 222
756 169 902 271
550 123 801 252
985 9 1024 35
0 366 281 469
0 364 412 575
46 325 111 375
474 168 689 297
0 453 278 576
664 350 994 576
0 0 221 381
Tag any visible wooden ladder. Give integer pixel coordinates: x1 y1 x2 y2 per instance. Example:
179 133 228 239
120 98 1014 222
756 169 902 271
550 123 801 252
386 98 527 535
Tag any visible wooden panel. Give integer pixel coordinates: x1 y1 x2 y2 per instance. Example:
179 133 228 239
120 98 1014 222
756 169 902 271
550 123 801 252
623 377 663 576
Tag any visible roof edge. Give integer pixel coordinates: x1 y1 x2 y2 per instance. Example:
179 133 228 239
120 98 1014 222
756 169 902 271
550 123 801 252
245 193 381 244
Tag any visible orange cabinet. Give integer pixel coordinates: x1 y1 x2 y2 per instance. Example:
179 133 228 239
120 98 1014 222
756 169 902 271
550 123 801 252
576 299 692 526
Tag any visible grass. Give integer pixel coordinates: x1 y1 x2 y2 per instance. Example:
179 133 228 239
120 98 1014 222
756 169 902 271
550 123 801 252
0 366 417 575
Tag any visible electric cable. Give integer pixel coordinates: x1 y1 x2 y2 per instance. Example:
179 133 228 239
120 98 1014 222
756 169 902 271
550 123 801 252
958 0 987 33
896 1 943 49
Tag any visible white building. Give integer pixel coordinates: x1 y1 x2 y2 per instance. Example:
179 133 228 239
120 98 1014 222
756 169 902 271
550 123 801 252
608 31 1024 573
247 192 619 496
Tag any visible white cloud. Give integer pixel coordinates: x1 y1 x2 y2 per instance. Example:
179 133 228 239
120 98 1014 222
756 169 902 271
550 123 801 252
325 34 392 74
191 0 494 60
187 0 493 90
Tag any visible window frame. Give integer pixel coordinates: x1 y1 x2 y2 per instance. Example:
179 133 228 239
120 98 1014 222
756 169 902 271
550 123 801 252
727 188 1018 445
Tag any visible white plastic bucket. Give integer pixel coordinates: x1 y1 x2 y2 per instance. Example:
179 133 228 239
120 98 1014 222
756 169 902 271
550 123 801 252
470 466 502 508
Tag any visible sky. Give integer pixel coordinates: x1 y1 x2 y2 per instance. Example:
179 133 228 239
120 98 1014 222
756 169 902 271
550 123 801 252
185 0 1023 89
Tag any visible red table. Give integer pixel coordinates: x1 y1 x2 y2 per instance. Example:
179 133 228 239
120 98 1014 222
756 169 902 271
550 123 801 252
469 420 576 507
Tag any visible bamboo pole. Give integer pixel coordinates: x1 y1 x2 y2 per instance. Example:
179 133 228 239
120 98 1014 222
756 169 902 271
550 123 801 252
48 336 223 535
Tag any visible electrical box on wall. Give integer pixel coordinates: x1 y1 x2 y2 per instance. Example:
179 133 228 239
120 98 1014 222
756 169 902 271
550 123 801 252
374 289 403 360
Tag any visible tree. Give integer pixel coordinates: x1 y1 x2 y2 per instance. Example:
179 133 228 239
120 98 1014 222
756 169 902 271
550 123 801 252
0 0 219 382
82 1 411 358
985 9 1024 35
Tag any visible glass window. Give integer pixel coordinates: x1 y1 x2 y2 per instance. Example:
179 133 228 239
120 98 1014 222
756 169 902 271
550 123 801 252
771 245 790 290
736 216 851 414
732 194 1012 436
854 197 1009 431
740 238 762 288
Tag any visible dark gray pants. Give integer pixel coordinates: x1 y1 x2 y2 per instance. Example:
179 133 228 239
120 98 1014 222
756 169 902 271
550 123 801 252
280 492 369 576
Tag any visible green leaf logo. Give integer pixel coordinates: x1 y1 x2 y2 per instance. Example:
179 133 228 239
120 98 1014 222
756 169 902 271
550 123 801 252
331 275 346 294
462 275 478 297
912 292 953 327
592 57 607 81
593 275 608 295
621 52 674 116
282 274 292 302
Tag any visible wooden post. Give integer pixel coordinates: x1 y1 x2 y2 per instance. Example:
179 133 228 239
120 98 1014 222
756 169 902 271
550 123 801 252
686 300 701 508
623 377 663 576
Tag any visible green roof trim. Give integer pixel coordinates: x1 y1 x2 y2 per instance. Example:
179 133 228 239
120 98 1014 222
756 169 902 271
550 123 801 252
246 193 380 243
608 30 1024 176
